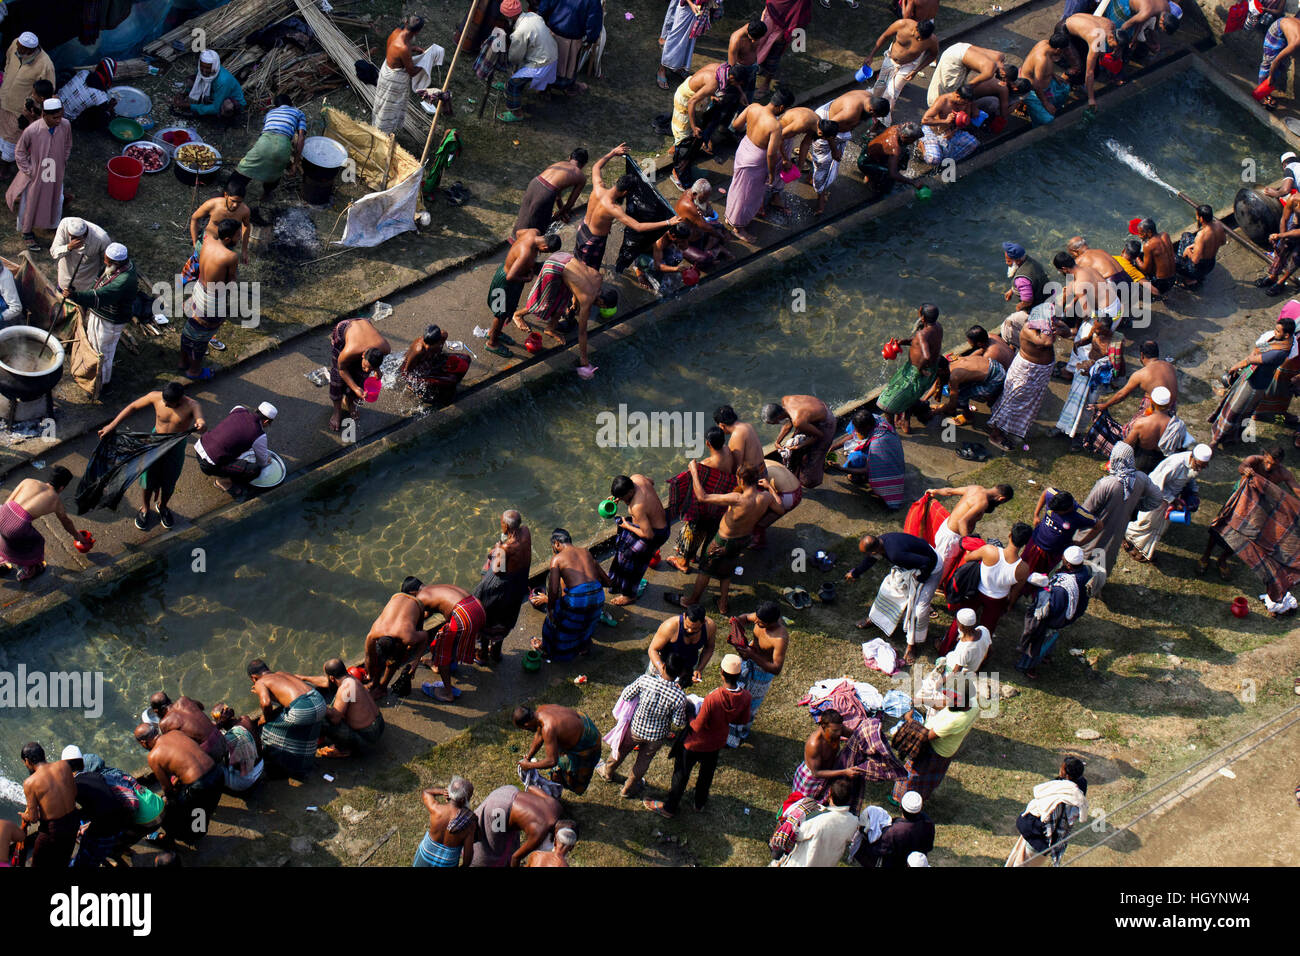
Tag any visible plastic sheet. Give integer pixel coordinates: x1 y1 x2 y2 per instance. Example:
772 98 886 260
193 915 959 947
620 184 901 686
75 429 192 514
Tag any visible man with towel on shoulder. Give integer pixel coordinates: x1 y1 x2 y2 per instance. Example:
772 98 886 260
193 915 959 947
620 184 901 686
179 50 245 120
50 216 110 293
0 468 91 582
0 32 54 174
372 15 449 134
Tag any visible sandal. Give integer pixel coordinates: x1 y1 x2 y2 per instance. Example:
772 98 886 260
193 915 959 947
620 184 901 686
184 368 215 381
16 563 45 582
855 617 872 629
656 74 669 91
783 587 801 609
485 343 512 358
644 798 675 818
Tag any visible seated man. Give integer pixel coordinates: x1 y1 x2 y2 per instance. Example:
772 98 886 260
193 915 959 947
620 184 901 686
1174 204 1227 289
303 658 385 759
210 704 264 792
181 51 245 120
920 85 979 165
133 725 223 848
400 324 472 402
929 324 1007 416
828 409 906 510
58 58 120 130
246 659 328 777
673 179 731 268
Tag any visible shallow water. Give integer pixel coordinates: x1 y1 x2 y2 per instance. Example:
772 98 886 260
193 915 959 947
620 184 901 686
0 73 1284 793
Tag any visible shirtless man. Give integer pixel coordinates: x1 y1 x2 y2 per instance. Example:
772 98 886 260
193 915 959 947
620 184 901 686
1175 204 1228 289
1123 385 1173 471
415 777 477 867
1136 218 1176 297
577 143 676 276
1091 339 1177 415
761 394 837 488
927 42 1007 110
179 218 240 380
1052 251 1118 327
1066 236 1125 284
150 692 226 765
1020 34 1070 119
19 742 79 868
674 179 730 259
713 404 766 475
302 659 384 758
929 325 1007 416
725 89 793 241
607 473 670 606
1062 13 1119 111
472 509 532 663
899 0 939 22
667 425 735 573
805 92 883 213
750 459 802 549
869 18 940 122
526 823 577 866
1111 0 1182 54
986 315 1058 451
364 578 430 695
924 482 1015 569
880 303 943 435
0 469 91 581
372 15 428 133
676 62 745 146
134 724 223 847
726 600 788 746
795 711 864 796
777 105 825 188
861 122 924 194
669 462 784 613
919 85 978 165
0 818 23 867
470 786 563 867
407 582 485 702
189 180 251 264
98 382 205 530
486 228 559 354
514 703 598 783
512 149 588 239
728 18 767 100
512 253 616 376
329 316 392 432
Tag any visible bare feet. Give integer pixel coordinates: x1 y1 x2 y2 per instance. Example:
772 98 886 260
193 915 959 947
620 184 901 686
329 412 341 432
609 594 635 606
213 478 233 491
666 555 690 573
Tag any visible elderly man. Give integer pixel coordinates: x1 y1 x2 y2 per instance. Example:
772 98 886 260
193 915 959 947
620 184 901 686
50 216 111 293
1 467 91 581
7 96 70 253
500 0 559 122
1017 546 1094 678
856 790 935 868
182 50 245 120
194 401 277 492
514 702 603 797
762 394 837 489
471 510 532 663
1003 241 1050 313
674 179 731 267
0 32 54 170
1124 443 1212 564
414 776 477 867
247 658 328 777
526 824 577 866
62 242 136 387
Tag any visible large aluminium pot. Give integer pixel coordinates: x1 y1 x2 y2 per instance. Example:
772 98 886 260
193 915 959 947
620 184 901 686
0 326 65 402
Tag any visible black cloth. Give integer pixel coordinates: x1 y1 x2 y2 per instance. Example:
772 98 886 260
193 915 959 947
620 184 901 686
850 532 937 579
855 811 935 868
664 738 720 814
74 771 131 823
614 156 675 273
162 765 224 844
75 430 193 514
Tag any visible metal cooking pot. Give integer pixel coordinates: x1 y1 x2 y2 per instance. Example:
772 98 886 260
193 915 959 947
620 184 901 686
0 326 65 402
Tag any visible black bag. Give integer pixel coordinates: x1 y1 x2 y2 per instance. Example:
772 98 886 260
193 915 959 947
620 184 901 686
75 430 193 514
614 156 676 273
948 557 983 606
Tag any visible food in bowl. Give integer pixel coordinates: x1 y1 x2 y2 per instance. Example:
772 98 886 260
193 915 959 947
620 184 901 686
124 142 165 172
176 144 217 170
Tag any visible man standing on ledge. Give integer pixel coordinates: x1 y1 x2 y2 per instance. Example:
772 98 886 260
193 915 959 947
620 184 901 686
328 316 391 432
607 473 670 606
877 303 943 436
576 143 678 274
0 467 91 582
531 528 611 660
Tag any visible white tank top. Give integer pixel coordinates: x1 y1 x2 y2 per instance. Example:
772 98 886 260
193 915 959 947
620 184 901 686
980 549 1021 599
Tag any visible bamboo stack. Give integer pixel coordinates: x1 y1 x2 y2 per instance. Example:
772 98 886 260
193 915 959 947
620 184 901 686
143 0 297 62
291 0 434 144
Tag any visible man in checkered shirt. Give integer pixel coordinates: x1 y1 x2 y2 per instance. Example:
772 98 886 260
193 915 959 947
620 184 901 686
598 655 688 798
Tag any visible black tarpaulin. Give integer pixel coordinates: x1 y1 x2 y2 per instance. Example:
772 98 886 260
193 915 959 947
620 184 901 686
75 430 193 515
614 156 676 273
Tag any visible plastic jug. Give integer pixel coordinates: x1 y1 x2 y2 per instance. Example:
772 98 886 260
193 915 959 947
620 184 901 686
363 377 382 402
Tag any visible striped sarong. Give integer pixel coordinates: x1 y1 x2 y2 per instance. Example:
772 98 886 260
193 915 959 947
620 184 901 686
371 62 410 134
520 253 575 325
870 566 917 635
608 524 671 598
0 500 43 568
1260 18 1288 82
432 595 486 669
181 239 201 285
1056 359 1111 438
1208 370 1265 445
260 689 327 775
988 353 1054 442
877 361 937 415
866 417 906 509
413 831 462 867
810 101 853 195
541 579 605 661
891 748 954 802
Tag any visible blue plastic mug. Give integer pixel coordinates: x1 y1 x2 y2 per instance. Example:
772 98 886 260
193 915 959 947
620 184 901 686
855 62 874 83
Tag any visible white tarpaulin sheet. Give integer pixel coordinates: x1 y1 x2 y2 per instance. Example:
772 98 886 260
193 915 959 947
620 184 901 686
337 168 423 248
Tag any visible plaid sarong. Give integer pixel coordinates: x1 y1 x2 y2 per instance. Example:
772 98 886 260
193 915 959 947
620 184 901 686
1056 359 1112 438
1208 370 1265 445
792 761 829 801
520 253 575 325
413 831 462 867
1211 472 1300 601
1254 353 1300 419
866 418 906 509
609 524 671 598
261 689 327 774
838 716 908 782
542 579 605 661
877 361 937 414
180 239 201 285
892 748 954 802
989 354 1054 442
665 464 735 523
1084 408 1126 457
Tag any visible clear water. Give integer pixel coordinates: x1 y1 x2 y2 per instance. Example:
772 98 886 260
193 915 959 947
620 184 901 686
0 72 1283 799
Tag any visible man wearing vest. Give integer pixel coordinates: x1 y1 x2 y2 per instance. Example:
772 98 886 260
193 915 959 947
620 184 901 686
194 402 277 491
63 242 137 387
1002 241 1048 314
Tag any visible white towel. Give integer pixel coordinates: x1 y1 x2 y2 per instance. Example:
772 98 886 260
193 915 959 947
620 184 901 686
410 46 446 92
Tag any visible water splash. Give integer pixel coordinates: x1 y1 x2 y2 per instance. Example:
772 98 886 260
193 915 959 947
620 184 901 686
0 774 23 806
1104 139 1178 195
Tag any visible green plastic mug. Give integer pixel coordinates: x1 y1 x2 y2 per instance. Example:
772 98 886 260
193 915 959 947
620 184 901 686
599 305 617 319
598 497 619 519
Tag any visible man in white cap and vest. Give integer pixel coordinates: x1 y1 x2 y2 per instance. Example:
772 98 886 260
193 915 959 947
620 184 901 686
63 242 138 388
50 216 111 291
177 49 246 120
0 32 54 170
1124 443 1212 565
6 95 70 251
1263 151 1300 199
194 401 277 492
1016 545 1095 678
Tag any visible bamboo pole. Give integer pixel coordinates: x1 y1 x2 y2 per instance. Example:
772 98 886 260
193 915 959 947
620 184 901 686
418 0 479 166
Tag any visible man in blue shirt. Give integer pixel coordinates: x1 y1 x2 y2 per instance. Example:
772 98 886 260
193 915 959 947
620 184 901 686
1023 487 1095 576
229 94 307 218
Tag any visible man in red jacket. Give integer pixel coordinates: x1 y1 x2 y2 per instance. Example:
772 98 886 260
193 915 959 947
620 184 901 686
645 653 751 817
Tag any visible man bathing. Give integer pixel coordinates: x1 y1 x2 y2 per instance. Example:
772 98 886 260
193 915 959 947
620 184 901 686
328 316 391 432
1136 218 1177 296
302 659 384 758
514 702 604 797
877 303 943 435
133 724 223 847
246 659 328 777
867 18 940 125
0 468 89 582
365 577 430 695
511 250 617 377
987 314 1057 451
726 87 794 243
713 404 767 475
408 582 487 702
469 785 564 867
860 122 924 196
806 92 883 213
577 143 678 275
762 394 837 487
149 692 227 765
179 218 240 381
189 180 251 266
1060 14 1120 112
607 473 670 606
19 742 79 868
930 325 1007 416
513 149 588 239
1174 204 1227 290
486 228 560 356
472 510 532 664
532 528 610 660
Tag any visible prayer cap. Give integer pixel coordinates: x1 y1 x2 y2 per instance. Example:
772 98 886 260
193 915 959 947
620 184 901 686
1151 386 1171 407
1282 151 1298 165
901 791 923 813
1002 241 1025 259
258 401 279 420
18 32 39 48
1193 443 1212 463
1063 546 1085 565
956 608 977 627
43 98 61 112
60 745 83 761
200 49 219 65
721 654 743 675
105 242 128 261
66 217 87 236
907 852 931 867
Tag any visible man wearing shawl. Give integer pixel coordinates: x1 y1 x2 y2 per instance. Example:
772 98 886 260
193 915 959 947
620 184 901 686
1078 441 1159 579
1209 316 1296 447
1005 757 1088 866
0 32 54 168
7 97 70 252
828 409 905 509
1210 467 1300 612
1016 546 1093 678
181 50 245 120
1124 444 1211 564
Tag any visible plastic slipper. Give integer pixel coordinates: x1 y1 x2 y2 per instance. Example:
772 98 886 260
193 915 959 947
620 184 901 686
485 343 512 358
664 592 685 607
577 365 599 380
184 368 215 381
421 681 461 700
793 587 813 609
209 339 226 351
958 442 990 462
600 610 619 627
636 578 648 598
783 587 800 609
644 799 674 818
656 76 669 90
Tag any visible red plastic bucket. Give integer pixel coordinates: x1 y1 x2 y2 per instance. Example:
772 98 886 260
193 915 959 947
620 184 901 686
107 155 143 201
